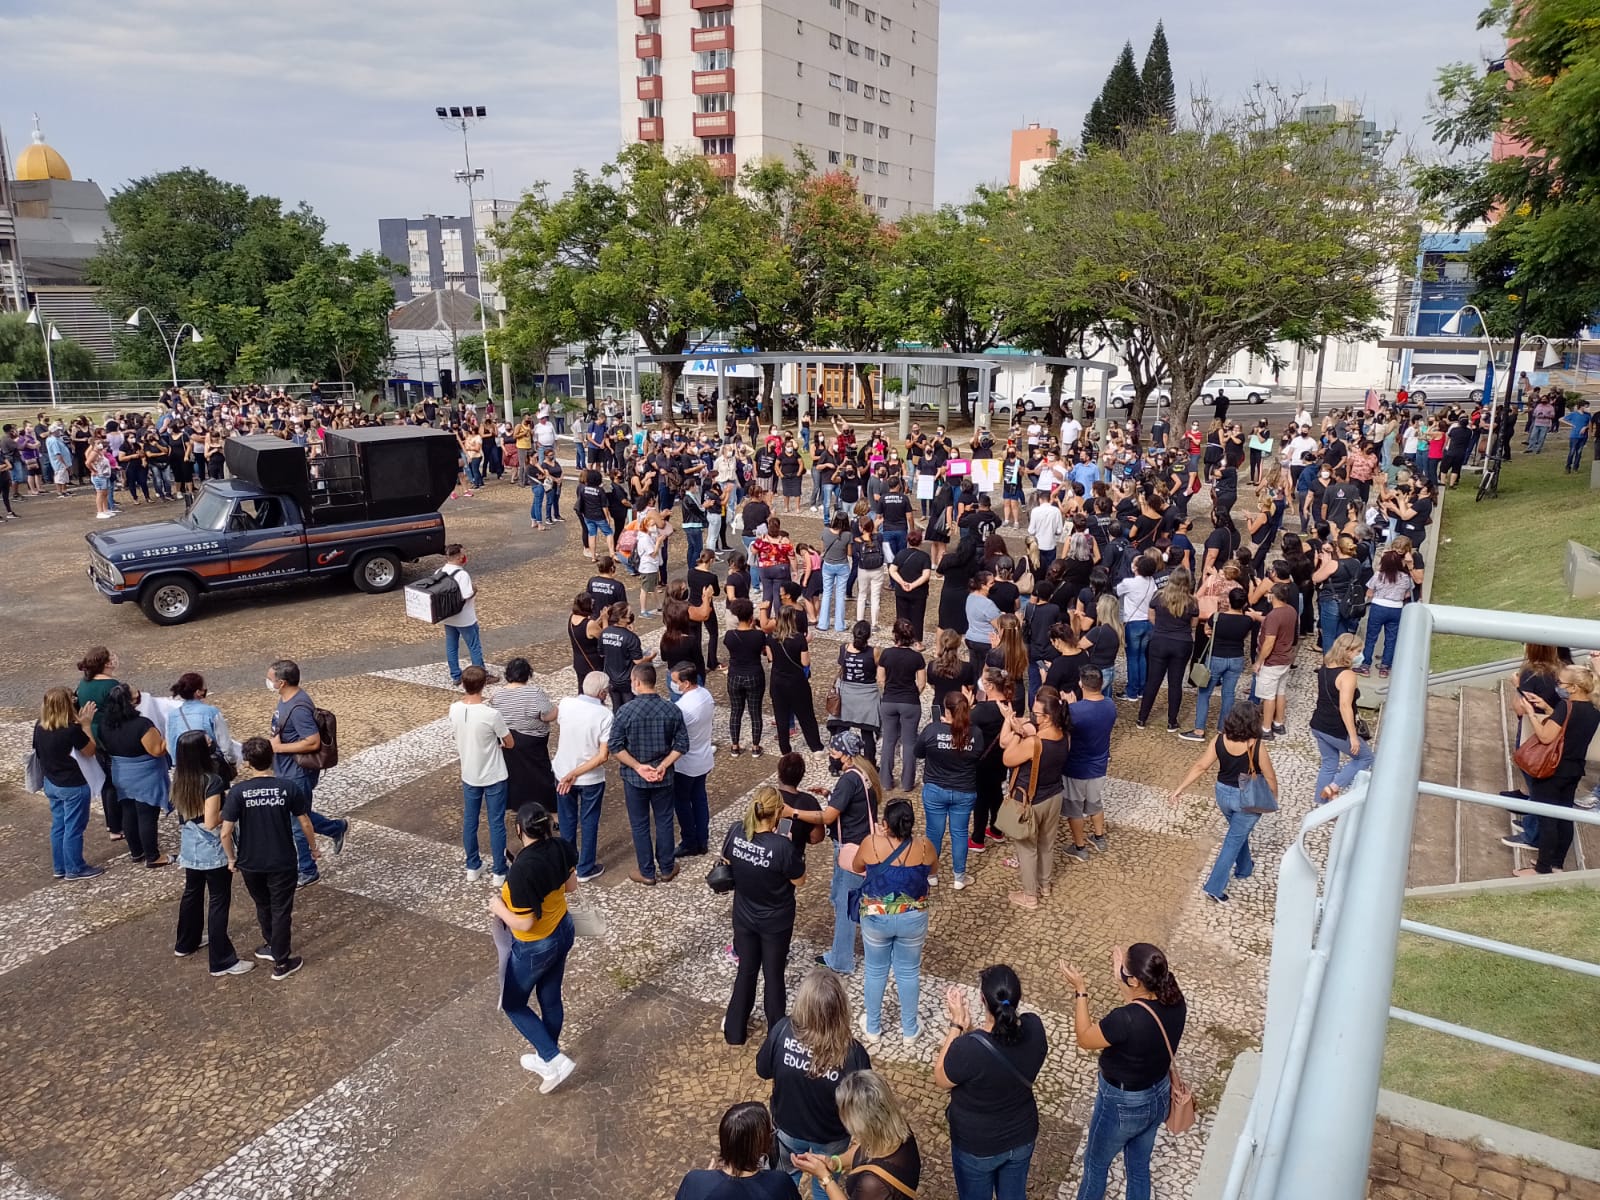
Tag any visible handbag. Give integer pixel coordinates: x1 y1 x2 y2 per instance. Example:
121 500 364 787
24 749 44 794
567 891 607 937
1239 741 1278 814
706 859 735 894
1187 627 1216 690
847 1164 919 1200
1132 1000 1196 1134
825 682 842 719
995 738 1043 841
1513 704 1571 781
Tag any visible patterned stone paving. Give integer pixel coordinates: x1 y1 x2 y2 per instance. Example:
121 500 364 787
0 480 1339 1200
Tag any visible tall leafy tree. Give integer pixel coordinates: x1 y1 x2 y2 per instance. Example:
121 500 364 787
1083 43 1145 149
85 168 324 378
730 158 811 414
1415 0 1600 337
259 247 396 385
1141 23 1177 130
0 313 99 383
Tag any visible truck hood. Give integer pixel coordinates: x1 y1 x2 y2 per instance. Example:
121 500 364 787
86 520 210 562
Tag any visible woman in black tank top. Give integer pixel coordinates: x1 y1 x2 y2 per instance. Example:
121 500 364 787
1169 700 1278 903
568 594 602 685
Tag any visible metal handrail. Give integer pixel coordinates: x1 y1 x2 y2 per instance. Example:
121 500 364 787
1398 919 1600 979
1389 1008 1600 1077
1419 781 1600 826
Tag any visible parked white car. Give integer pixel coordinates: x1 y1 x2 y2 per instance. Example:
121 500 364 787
1108 382 1173 410
1406 373 1482 406
1198 376 1268 404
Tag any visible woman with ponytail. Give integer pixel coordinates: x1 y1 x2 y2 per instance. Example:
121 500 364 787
722 786 807 1045
854 798 937 1044
1003 686 1071 911
934 964 1048 1199
1062 944 1188 1200
915 692 985 890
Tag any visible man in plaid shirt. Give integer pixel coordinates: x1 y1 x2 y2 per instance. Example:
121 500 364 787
607 663 689 886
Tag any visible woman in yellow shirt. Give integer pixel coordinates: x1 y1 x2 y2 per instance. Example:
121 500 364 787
489 802 580 1093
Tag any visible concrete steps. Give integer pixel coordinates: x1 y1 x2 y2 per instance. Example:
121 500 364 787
1459 684 1517 881
1408 693 1466 888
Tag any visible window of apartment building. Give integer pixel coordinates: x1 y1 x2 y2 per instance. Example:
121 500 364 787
641 57 660 76
846 1 859 13
641 17 660 33
881 90 891 104
698 92 731 113
910 64 915 76
847 78 858 92
642 99 663 118
830 0 841 6
697 49 731 70
878 197 888 209
865 8 877 23
846 117 858 131
797 61 803 75
865 47 876 63
878 161 890 174
440 227 465 274
797 18 803 33
1335 339 1360 373
828 72 841 89
828 150 841 164
847 40 859 55
879 125 889 138
828 111 841 127
407 232 431 287
796 101 803 116
863 84 876 99
845 153 857 167
880 54 890 68
829 32 841 48
864 193 874 205
881 16 891 30
702 137 733 155
863 120 874 134
699 8 730 26
911 29 916 42
863 157 875 171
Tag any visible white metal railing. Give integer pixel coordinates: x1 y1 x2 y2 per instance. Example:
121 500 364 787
0 379 359 410
1223 602 1600 1200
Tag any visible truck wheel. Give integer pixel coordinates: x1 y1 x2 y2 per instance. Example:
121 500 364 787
353 550 402 593
140 577 198 626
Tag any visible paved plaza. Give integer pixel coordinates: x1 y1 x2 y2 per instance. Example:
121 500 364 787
0 478 1334 1200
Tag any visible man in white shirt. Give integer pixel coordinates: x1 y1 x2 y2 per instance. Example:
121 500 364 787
1034 453 1067 499
450 665 514 885
534 414 557 454
553 671 613 881
1061 415 1083 449
440 543 495 687
1027 495 1067 570
1025 419 1043 450
669 662 716 857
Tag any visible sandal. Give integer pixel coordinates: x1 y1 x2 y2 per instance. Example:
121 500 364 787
146 855 172 869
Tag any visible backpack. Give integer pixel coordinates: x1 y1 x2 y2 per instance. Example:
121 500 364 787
291 700 339 772
1105 538 1134 584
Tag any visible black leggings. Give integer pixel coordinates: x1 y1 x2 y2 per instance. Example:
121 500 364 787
725 920 794 1045
119 798 161 863
1532 788 1576 874
728 671 765 746
972 770 1005 844
895 587 928 643
1138 637 1192 728
771 675 823 754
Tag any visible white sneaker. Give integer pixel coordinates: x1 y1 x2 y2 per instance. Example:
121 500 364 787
465 867 482 883
520 1052 554 1078
539 1053 578 1094
491 873 506 888
95 511 114 519
903 1025 923 1046
211 960 255 977
952 873 970 891
927 875 938 886
857 1013 881 1045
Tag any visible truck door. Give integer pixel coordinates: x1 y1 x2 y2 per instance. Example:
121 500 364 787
224 497 308 582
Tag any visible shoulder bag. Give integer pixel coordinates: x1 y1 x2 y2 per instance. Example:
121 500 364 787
1513 704 1571 781
995 736 1043 842
846 1163 919 1200
1238 741 1278 814
1131 999 1196 1133
972 1028 1037 1092
24 748 43 794
1187 625 1216 690
850 837 911 924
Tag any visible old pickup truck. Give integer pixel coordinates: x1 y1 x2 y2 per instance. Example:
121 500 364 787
87 426 458 625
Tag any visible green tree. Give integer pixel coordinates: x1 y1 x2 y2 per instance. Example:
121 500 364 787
1059 101 1412 427
1415 0 1600 338
85 168 325 378
1081 99 1112 153
1141 22 1176 130
492 144 751 415
1083 43 1144 149
0 312 99 383
731 158 811 415
259 247 396 385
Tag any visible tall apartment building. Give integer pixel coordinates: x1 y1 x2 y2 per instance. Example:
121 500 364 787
616 0 939 216
376 214 478 302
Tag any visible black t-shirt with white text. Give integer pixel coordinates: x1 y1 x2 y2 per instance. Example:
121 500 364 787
588 575 628 610
755 1016 872 1143
722 824 805 929
600 626 644 685
880 492 911 530
914 720 985 791
222 775 310 873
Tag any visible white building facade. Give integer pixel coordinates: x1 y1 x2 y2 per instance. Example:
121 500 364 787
616 0 938 216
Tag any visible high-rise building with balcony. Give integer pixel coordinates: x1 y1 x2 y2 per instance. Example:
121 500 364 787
616 0 938 216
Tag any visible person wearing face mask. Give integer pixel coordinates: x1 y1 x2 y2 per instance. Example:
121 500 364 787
1061 945 1187 1200
265 659 349 888
1307 633 1374 804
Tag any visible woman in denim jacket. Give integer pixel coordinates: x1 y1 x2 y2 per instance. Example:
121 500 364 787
165 673 236 769
171 731 252 976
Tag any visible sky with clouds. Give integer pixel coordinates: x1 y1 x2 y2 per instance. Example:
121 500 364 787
1 0 1496 251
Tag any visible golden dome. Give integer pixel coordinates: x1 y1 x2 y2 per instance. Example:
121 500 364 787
14 116 72 182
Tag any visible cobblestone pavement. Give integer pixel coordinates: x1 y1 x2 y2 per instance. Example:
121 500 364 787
0 475 1336 1200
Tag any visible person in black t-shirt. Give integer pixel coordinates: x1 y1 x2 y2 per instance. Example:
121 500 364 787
724 597 768 756
675 1103 800 1200
221 738 314 978
722 787 806 1044
1184 587 1256 741
33 686 100 880
1062 944 1187 1200
587 557 629 612
598 604 649 710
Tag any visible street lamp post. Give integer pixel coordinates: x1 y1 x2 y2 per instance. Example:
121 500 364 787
434 104 505 423
25 308 61 408
125 307 203 389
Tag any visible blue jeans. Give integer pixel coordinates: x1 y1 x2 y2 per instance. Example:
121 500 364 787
882 528 907 562
544 485 561 522
281 774 339 878
822 858 866 972
466 458 484 487
777 1131 851 1200
1568 438 1588 471
683 525 704 568
463 779 510 875
623 781 676 878
862 907 929 1037
952 1140 1035 1200
44 779 91 876
1528 424 1549 453
820 560 851 631
530 483 546 522
1363 604 1402 670
557 782 604 878
583 517 611 540
1318 595 1357 654
1075 1074 1170 1200
1204 785 1259 898
673 770 710 854
446 622 485 682
1312 728 1373 804
821 483 839 523
1194 656 1246 731
922 782 976 879
1124 620 1152 698
501 913 574 1060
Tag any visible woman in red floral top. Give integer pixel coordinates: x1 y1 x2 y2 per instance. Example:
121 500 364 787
753 517 796 622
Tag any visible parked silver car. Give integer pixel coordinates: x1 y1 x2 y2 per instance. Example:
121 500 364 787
1198 376 1268 404
1406 373 1482 406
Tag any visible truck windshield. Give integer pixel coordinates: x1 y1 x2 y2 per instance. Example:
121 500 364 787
187 491 233 532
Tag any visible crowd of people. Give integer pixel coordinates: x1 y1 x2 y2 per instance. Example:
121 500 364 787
26 379 1600 1200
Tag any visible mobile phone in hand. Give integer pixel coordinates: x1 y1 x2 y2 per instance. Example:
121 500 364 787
778 817 794 838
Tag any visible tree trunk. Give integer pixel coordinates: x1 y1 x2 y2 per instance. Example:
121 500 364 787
856 363 877 420
763 363 779 421
660 361 683 421
1047 363 1068 426
957 366 974 423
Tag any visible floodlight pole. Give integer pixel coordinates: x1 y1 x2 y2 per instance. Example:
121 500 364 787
437 105 503 422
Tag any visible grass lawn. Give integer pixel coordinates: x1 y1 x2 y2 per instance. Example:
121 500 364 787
1383 886 1600 1147
1429 447 1600 673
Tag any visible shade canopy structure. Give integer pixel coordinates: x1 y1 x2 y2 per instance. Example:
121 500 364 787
628 348 1118 441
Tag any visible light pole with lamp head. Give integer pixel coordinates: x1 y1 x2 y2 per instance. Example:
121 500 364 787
434 105 504 422
126 307 203 390
1440 304 1503 461
24 308 61 408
